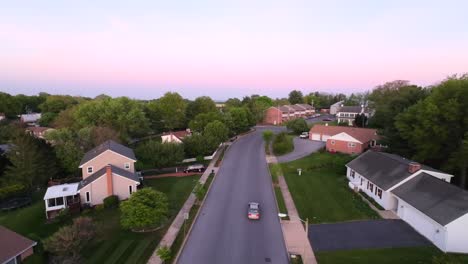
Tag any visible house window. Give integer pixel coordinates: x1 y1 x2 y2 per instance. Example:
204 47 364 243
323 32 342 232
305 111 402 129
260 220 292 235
56 197 64 206
124 163 130 170
48 199 56 207
367 181 369 189
85 192 90 203
331 140 335 145
87 166 93 174
348 142 356 148
350 170 355 178
360 178 363 185
369 183 374 192
129 185 133 195
377 189 382 199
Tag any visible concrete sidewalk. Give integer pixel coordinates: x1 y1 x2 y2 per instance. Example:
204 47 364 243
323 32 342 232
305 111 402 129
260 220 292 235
268 155 317 264
147 158 220 264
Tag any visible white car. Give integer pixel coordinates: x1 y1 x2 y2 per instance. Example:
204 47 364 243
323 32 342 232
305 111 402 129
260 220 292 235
299 132 309 139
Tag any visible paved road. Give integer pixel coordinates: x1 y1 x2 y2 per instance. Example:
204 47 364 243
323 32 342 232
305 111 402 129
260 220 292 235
309 219 431 252
277 137 325 163
178 128 289 264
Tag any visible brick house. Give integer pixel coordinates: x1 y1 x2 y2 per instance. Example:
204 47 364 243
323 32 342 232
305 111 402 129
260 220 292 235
263 104 314 125
44 140 140 219
0 226 37 264
309 124 379 154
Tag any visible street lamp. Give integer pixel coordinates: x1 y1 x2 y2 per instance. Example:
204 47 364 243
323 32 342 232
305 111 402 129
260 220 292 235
278 213 309 263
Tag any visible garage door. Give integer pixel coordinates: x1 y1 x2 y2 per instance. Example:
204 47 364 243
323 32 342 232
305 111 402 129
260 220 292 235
311 133 321 141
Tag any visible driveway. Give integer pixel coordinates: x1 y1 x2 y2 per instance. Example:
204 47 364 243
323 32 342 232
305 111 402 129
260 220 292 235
308 219 431 252
277 137 325 163
178 128 288 264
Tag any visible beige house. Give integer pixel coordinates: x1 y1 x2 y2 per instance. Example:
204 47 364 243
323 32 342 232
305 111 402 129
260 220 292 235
44 140 140 218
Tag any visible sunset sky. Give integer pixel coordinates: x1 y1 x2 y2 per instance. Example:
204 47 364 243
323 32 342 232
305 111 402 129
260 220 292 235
1 0 467 100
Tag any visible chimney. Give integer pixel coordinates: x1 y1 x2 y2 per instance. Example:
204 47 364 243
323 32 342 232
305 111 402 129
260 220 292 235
106 165 113 196
408 162 421 174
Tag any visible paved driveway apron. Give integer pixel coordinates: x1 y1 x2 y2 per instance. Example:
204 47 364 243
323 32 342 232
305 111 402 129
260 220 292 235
309 219 431 252
277 138 325 163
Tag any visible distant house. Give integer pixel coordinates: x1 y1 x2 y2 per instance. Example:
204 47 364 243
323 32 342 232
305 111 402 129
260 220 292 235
19 113 41 126
0 113 5 121
329 101 344 115
309 124 379 154
161 130 191 144
346 151 468 253
0 144 13 155
336 106 370 126
263 104 314 125
25 127 54 139
0 226 37 264
44 140 140 219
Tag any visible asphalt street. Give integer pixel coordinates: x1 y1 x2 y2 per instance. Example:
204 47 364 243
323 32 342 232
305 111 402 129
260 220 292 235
178 128 289 264
277 137 325 163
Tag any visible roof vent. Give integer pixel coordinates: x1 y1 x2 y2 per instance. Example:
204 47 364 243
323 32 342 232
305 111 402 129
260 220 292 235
62 187 68 191
408 162 421 174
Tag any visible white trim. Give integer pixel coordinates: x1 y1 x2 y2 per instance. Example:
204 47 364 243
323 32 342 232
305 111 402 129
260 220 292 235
87 166 93 174
78 149 137 168
124 162 130 169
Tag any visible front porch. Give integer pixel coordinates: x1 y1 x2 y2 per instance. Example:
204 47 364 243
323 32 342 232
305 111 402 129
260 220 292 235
43 183 81 219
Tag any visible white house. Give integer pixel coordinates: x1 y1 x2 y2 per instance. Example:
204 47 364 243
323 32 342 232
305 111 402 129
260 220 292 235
43 183 81 219
161 130 191 144
336 106 370 126
330 101 343 115
19 113 41 126
346 151 468 253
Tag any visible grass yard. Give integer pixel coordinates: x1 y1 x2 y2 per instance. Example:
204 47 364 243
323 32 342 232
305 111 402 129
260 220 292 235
0 175 200 264
281 152 379 223
316 246 468 264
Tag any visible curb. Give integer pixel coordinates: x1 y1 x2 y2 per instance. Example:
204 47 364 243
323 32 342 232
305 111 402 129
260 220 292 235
265 154 290 262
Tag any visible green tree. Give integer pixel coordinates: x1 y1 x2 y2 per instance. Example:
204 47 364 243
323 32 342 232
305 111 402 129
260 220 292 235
225 107 253 134
354 113 368 128
368 81 428 156
146 92 187 131
204 121 229 144
39 95 79 113
288 90 304 104
183 134 209 157
286 118 308 134
262 130 274 144
394 75 468 188
4 134 58 188
186 96 217 120
74 97 149 139
136 141 184 168
38 112 58 127
188 111 224 133
156 246 172 262
45 129 84 175
120 188 169 230
225 98 242 108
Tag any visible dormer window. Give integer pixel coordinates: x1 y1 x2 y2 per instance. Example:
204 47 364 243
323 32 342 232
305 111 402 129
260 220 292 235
124 163 130 170
87 167 93 174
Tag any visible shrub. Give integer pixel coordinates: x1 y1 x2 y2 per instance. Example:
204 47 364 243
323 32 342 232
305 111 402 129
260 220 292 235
156 246 172 261
103 195 119 209
272 132 294 156
95 204 104 212
55 208 71 223
0 183 26 201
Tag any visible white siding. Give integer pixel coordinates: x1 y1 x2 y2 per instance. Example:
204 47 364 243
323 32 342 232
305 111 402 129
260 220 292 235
445 213 468 253
396 198 447 251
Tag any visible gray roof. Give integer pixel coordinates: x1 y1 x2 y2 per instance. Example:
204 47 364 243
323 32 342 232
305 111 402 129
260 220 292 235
289 105 305 111
346 151 441 191
338 106 367 113
393 173 468 226
78 164 139 189
278 106 294 113
79 140 136 166
296 104 314 110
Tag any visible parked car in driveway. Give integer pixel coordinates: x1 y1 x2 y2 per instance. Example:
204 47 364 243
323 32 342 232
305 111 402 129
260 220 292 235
299 132 309 139
184 164 205 173
248 202 260 220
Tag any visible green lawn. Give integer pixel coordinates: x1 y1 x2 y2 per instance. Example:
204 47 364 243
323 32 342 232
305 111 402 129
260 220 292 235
316 246 468 264
0 175 200 264
274 186 288 219
280 152 379 223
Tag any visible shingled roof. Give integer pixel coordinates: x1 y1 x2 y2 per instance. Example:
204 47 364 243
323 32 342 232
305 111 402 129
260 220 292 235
78 164 139 189
309 125 379 143
346 151 443 190
393 173 468 226
0 226 37 263
79 140 136 167
338 106 369 113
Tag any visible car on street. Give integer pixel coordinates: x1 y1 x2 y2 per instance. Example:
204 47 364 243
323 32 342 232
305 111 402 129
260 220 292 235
299 132 309 139
184 164 205 173
248 202 260 220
